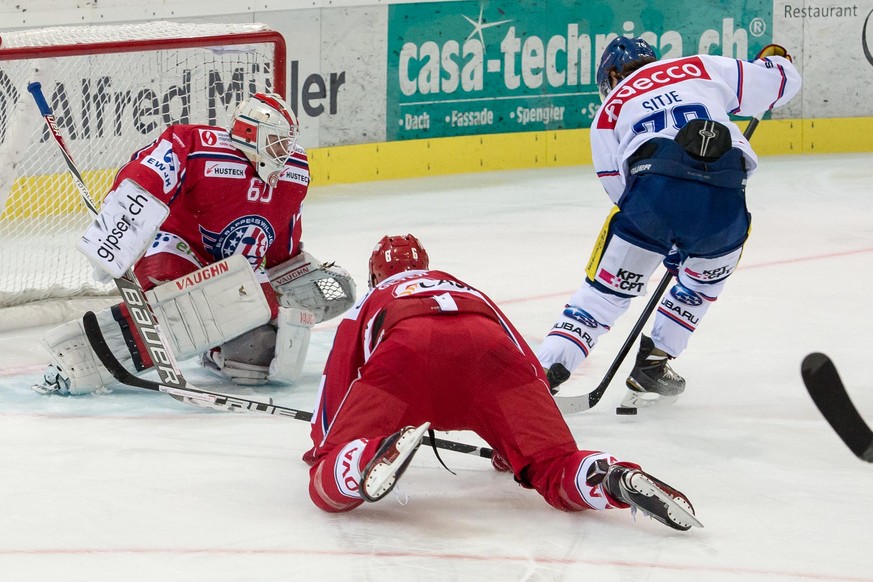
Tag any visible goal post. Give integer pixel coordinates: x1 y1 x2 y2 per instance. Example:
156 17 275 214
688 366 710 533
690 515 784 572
0 21 286 318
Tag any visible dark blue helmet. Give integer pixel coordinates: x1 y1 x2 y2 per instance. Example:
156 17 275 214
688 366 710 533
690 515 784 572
596 36 657 98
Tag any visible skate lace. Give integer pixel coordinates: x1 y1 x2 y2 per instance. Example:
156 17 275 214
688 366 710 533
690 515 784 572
392 485 410 506
642 354 680 378
427 428 457 476
661 362 682 381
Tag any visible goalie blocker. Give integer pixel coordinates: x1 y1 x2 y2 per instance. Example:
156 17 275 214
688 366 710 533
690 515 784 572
37 255 315 395
78 179 170 280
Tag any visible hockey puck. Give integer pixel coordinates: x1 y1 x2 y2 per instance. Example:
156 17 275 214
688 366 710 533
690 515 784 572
615 407 638 415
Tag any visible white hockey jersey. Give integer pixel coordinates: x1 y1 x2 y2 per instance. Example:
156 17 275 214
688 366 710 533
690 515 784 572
591 54 801 204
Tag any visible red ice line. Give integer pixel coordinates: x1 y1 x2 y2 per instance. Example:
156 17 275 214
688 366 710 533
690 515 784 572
0 546 869 581
2 247 872 378
501 246 873 305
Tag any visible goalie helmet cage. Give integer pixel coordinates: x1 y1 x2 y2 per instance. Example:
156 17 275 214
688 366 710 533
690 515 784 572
0 21 286 318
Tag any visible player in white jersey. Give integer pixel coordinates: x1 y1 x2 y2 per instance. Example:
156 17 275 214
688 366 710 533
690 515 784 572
537 37 801 407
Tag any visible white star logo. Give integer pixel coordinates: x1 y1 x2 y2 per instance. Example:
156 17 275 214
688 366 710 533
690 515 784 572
462 5 511 50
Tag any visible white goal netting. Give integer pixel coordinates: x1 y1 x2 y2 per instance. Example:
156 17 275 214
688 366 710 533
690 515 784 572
0 21 285 312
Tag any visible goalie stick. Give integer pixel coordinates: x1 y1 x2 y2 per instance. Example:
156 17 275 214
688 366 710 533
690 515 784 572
28 81 187 390
81 310 494 460
554 113 763 415
801 352 873 462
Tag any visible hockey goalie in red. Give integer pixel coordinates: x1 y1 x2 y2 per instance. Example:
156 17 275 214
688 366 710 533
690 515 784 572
304 234 701 530
35 93 355 395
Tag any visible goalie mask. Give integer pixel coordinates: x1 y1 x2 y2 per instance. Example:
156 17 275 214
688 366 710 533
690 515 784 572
230 93 300 187
369 234 430 288
596 36 657 99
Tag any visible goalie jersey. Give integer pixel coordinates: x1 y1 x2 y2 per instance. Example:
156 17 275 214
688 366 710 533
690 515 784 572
108 124 309 279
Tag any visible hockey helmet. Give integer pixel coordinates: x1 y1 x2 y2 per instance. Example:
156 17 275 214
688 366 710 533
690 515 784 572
368 234 430 288
596 36 658 99
230 93 299 187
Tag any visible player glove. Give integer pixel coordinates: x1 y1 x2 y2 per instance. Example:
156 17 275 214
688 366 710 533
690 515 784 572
755 44 792 63
663 249 683 277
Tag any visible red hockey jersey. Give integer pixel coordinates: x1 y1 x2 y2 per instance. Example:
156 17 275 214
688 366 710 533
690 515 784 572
308 269 547 451
109 124 309 273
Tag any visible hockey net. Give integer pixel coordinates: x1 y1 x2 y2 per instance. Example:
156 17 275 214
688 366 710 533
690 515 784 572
0 21 286 322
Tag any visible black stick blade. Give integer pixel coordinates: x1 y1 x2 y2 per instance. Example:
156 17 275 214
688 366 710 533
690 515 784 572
83 310 151 389
801 352 873 462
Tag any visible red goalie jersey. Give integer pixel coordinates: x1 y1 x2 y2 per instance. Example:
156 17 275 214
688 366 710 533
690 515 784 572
109 123 309 305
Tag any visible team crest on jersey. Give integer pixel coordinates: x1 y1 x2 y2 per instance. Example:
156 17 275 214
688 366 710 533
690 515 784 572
199 215 276 267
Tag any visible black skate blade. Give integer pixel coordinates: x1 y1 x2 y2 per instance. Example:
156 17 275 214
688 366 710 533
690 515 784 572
638 477 703 531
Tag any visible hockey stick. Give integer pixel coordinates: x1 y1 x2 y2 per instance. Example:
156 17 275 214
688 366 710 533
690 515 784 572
801 352 873 462
554 272 674 416
82 310 495 459
28 81 186 390
554 113 763 415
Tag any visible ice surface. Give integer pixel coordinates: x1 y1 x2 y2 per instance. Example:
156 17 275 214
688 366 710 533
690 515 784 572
2 153 872 581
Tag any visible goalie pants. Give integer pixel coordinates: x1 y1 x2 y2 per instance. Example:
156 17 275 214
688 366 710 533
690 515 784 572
308 314 629 513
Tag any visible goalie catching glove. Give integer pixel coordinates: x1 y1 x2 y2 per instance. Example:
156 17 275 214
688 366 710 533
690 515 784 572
268 251 356 323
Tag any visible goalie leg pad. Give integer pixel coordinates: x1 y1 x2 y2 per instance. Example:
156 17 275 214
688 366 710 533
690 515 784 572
201 307 314 385
268 307 315 383
268 251 357 323
38 255 272 395
39 307 140 395
146 254 272 359
201 324 277 386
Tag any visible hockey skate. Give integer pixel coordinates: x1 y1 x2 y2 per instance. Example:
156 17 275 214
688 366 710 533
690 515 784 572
31 364 71 395
590 460 702 531
359 422 430 502
621 335 685 408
